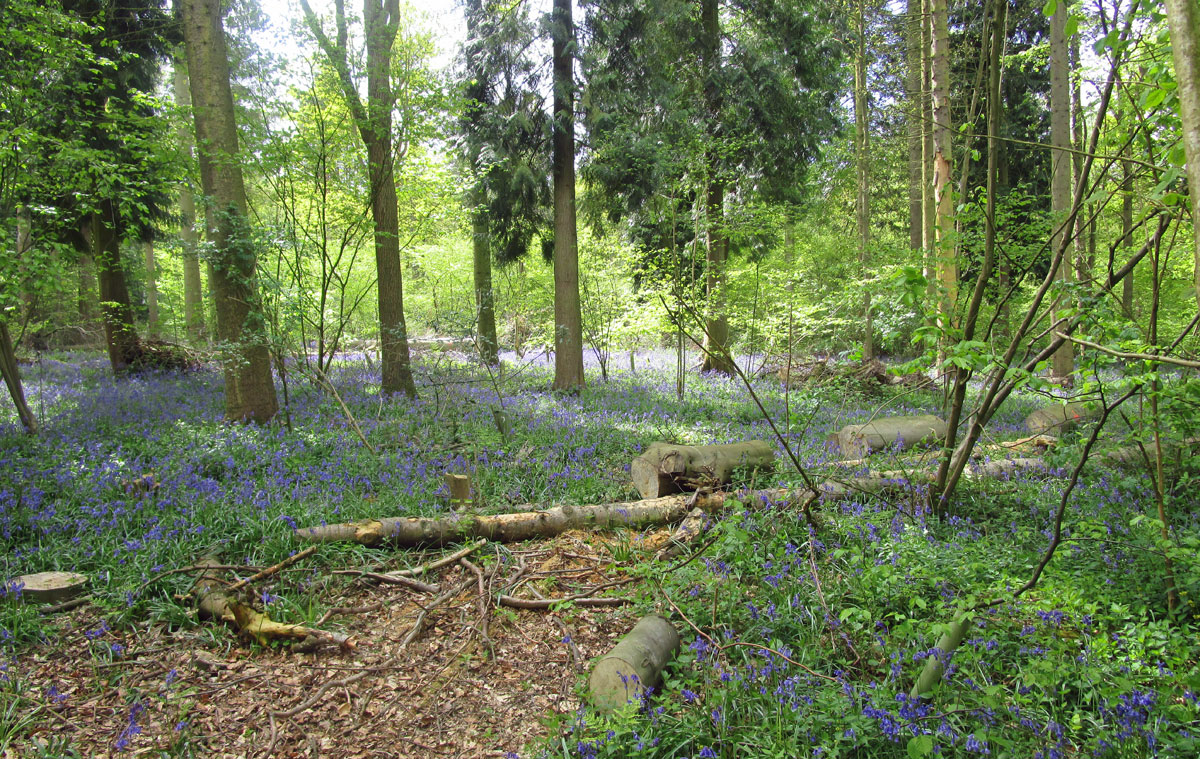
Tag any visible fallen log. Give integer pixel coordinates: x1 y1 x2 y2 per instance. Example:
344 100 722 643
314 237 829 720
654 507 708 561
295 493 739 546
631 441 774 499
589 615 680 713
1103 436 1200 473
194 557 353 649
836 415 948 459
1024 402 1098 435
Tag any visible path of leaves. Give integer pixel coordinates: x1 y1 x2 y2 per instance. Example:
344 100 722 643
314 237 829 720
15 530 664 758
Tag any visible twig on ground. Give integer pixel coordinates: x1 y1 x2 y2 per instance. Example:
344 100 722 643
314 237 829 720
332 569 439 594
390 540 486 577
227 546 318 593
460 558 494 655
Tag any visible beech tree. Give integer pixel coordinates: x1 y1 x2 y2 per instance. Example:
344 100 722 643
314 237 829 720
1164 0 1200 305
550 0 584 390
173 55 208 344
299 0 418 398
1049 0 1074 379
180 0 279 422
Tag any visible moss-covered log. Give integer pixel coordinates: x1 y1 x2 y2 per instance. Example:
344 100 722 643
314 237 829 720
589 615 680 712
631 441 775 499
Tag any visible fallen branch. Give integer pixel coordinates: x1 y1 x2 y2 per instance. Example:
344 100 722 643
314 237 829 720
498 595 630 609
497 577 637 609
331 569 440 594
227 546 318 593
193 557 354 650
392 540 488 577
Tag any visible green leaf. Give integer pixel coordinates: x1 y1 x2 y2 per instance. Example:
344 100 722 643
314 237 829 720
1043 0 1057 16
1144 88 1166 109
907 735 934 758
1065 15 1080 37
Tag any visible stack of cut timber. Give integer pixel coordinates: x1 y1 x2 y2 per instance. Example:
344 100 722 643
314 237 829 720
834 415 948 459
631 441 775 500
1024 402 1098 435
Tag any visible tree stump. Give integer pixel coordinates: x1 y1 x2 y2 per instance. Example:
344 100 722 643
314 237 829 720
7 572 88 604
1024 402 1097 435
836 415 948 459
444 473 475 509
631 441 775 500
589 615 680 712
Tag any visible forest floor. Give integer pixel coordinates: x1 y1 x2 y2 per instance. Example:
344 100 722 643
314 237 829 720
2 349 1197 758
16 527 668 758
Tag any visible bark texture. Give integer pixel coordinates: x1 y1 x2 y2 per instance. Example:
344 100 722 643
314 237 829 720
1049 3 1075 379
551 0 585 390
930 0 956 344
173 56 206 344
631 441 775 500
0 322 37 433
87 203 141 373
472 200 498 365
589 615 680 713
906 0 924 254
699 0 734 375
181 0 278 422
854 0 874 361
1164 0 1200 305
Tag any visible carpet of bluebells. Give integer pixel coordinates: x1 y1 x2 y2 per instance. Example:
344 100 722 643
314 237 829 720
2 350 1199 757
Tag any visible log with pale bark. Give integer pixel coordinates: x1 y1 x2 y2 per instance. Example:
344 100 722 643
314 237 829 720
1024 402 1098 435
294 492 771 547
589 615 681 713
631 441 774 500
293 453 1070 547
193 557 353 649
835 415 948 459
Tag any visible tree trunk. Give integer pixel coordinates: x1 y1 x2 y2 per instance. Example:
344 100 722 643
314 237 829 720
365 0 416 398
298 0 417 398
174 55 206 344
1049 2 1074 380
551 0 584 390
77 253 99 335
88 204 141 373
906 0 923 256
631 440 775 500
1121 132 1134 317
930 0 956 350
0 322 37 433
699 0 734 375
144 240 159 339
1164 0 1200 306
855 0 873 361
921 0 936 319
181 0 278 423
1071 35 1092 285
472 200 499 366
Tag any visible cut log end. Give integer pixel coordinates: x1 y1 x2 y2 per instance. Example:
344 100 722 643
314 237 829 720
8 572 88 604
